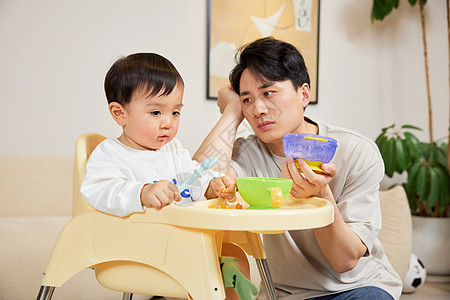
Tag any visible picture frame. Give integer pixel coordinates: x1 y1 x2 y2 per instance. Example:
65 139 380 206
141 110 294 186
206 0 320 103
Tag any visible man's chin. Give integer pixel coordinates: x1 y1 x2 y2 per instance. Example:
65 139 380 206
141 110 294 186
256 130 283 144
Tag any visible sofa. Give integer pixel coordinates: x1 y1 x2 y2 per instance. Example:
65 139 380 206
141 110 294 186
0 155 143 299
0 154 412 299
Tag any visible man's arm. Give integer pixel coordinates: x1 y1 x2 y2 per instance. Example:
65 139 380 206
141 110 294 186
193 86 243 176
282 158 367 273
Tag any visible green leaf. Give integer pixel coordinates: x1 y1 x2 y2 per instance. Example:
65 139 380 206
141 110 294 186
407 161 421 183
385 0 399 9
416 165 430 203
384 138 396 177
395 137 408 171
435 146 447 167
372 0 393 21
403 181 414 212
401 138 412 168
437 141 448 156
381 124 395 132
375 135 388 160
409 0 427 5
435 165 450 209
404 132 424 158
375 133 387 148
422 143 446 167
401 124 422 131
406 161 421 198
428 168 440 208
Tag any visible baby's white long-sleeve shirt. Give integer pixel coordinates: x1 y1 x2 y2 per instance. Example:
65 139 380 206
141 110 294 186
81 138 222 217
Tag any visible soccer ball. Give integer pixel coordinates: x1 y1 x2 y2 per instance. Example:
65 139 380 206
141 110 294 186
402 253 426 293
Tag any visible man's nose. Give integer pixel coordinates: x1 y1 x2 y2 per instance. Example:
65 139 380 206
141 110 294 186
253 98 268 117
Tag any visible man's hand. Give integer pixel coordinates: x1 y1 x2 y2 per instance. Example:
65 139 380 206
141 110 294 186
217 85 244 121
281 158 336 200
140 180 182 209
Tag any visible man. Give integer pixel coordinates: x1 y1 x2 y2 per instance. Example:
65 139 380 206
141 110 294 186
194 37 401 299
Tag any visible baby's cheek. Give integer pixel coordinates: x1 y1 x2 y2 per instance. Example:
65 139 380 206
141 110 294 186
139 126 157 140
172 121 180 135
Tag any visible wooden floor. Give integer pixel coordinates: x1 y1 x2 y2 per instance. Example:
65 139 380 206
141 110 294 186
400 276 450 300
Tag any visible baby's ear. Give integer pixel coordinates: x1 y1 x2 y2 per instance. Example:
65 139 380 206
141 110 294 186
108 102 126 126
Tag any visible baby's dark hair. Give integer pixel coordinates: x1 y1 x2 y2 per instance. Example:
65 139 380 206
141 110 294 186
229 37 310 94
104 53 184 105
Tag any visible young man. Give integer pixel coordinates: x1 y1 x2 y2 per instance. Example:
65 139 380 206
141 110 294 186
194 37 402 299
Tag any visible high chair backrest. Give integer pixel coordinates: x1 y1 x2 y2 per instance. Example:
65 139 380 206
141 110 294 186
72 133 106 217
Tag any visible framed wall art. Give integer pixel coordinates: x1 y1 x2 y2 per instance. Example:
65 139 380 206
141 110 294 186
207 0 320 103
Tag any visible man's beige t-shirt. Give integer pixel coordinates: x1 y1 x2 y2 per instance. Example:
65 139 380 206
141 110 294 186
231 118 402 300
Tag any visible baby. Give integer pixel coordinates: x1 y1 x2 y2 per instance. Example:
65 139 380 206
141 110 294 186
81 53 236 217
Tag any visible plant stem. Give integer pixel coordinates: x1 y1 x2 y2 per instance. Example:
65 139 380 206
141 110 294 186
419 1 433 143
447 0 450 171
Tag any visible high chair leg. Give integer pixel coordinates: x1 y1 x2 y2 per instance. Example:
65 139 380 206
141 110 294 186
122 292 133 300
36 285 55 300
255 258 278 300
245 232 278 300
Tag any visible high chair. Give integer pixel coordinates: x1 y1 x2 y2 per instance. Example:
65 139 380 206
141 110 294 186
36 133 227 300
37 133 334 300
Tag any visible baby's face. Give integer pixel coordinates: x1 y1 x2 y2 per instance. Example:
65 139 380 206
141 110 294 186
119 85 184 150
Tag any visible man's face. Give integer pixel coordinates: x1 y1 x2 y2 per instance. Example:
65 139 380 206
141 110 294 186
238 69 310 147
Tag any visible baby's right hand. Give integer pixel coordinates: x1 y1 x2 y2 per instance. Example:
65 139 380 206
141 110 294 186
140 180 182 209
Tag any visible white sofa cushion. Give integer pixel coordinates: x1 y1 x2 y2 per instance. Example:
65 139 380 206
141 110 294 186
378 185 412 280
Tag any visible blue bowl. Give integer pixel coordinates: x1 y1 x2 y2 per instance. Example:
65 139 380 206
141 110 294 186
283 133 338 163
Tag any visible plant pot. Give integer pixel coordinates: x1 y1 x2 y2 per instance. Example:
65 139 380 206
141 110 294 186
411 216 450 276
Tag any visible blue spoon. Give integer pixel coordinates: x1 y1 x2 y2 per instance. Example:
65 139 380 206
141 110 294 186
177 157 219 192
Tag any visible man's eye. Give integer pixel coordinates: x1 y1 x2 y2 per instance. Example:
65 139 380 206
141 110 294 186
151 111 161 116
264 91 274 97
242 98 252 104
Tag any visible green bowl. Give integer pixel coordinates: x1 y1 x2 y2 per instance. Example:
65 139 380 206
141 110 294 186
236 177 293 209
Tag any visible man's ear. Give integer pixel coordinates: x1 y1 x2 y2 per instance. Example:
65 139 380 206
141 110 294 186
108 102 127 126
298 83 311 109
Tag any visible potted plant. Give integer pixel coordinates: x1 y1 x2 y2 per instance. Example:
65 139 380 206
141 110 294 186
371 0 450 276
375 125 449 217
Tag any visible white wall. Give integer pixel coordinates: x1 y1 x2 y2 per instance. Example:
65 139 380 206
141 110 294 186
0 0 448 156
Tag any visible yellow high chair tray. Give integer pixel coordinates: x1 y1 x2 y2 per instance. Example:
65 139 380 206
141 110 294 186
131 194 332 233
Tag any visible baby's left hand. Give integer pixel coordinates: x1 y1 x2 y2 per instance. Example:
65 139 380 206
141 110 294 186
212 176 236 202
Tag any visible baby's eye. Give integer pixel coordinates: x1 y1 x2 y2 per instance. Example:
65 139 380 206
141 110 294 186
172 111 181 116
151 111 161 116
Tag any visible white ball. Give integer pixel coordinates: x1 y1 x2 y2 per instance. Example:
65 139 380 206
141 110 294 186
402 253 426 293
